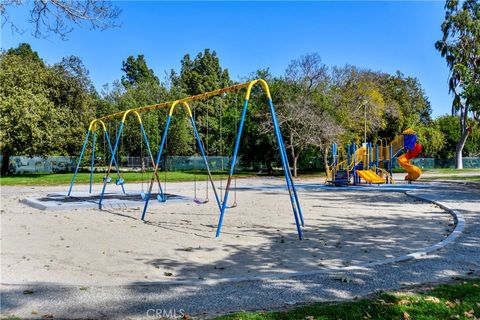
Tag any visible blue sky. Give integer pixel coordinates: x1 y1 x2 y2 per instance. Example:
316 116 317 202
1 1 452 117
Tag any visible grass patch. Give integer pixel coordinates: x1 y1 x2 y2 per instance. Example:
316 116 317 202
215 279 480 320
0 171 256 186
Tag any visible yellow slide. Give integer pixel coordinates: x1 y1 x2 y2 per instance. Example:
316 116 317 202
397 154 422 181
356 170 386 184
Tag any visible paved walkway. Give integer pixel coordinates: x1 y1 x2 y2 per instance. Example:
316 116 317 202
1 181 479 319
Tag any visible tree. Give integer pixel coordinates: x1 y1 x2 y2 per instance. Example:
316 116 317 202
436 115 480 160
330 65 386 142
275 54 343 176
6 42 42 62
105 55 171 157
378 71 432 139
170 49 232 157
121 55 159 88
0 50 61 175
171 49 231 95
1 0 120 39
435 0 480 169
0 44 97 175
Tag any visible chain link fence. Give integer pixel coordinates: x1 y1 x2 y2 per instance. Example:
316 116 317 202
1 155 479 174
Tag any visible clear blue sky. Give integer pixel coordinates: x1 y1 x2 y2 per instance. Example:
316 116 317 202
1 1 452 117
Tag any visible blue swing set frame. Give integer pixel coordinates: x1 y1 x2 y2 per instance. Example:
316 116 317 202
67 79 305 239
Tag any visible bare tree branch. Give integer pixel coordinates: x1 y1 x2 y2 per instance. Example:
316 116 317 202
1 0 121 40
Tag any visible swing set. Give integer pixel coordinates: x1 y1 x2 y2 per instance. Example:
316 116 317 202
67 79 305 239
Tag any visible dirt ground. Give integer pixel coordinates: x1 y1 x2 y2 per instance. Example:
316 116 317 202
0 177 452 285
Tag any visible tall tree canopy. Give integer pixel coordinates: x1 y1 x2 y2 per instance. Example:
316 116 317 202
0 43 95 174
435 0 480 169
121 55 160 88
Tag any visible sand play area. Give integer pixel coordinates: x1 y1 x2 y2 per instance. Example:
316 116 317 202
1 177 453 285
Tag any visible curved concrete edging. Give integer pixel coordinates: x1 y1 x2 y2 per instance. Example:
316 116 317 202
1 191 465 288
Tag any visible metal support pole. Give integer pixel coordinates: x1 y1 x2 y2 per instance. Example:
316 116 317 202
215 99 249 238
141 117 171 220
99 122 124 209
190 118 222 210
270 99 304 227
89 131 97 193
369 142 373 170
68 130 91 196
104 131 125 194
347 144 351 181
353 143 357 185
389 144 393 181
215 98 303 239
140 122 166 198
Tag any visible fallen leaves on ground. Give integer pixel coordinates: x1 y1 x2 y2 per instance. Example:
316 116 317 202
445 300 456 308
464 309 475 319
425 296 440 303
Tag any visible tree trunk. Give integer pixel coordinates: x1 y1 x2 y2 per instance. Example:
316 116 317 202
289 132 297 177
293 155 299 178
455 105 472 169
455 125 472 169
324 147 329 171
1 151 10 176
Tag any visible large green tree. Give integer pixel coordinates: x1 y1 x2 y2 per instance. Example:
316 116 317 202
121 55 160 88
170 49 233 158
0 43 96 175
435 0 480 169
435 115 480 160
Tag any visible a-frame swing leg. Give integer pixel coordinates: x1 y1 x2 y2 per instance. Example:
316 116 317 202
89 131 97 193
68 127 126 197
141 116 172 220
68 129 91 196
99 122 125 209
104 130 126 194
189 117 222 210
141 115 223 221
215 98 303 239
215 98 249 238
268 98 304 229
139 122 166 200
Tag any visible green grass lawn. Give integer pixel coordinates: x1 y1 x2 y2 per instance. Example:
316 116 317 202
215 279 480 320
0 171 256 186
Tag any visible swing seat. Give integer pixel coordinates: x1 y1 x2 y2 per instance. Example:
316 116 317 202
115 178 125 185
103 176 112 183
225 202 238 209
157 194 167 202
193 198 209 205
140 192 148 201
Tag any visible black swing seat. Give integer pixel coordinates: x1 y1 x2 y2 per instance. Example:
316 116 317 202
222 201 237 209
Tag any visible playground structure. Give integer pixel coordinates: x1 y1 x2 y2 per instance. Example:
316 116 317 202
67 79 305 239
326 129 422 186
